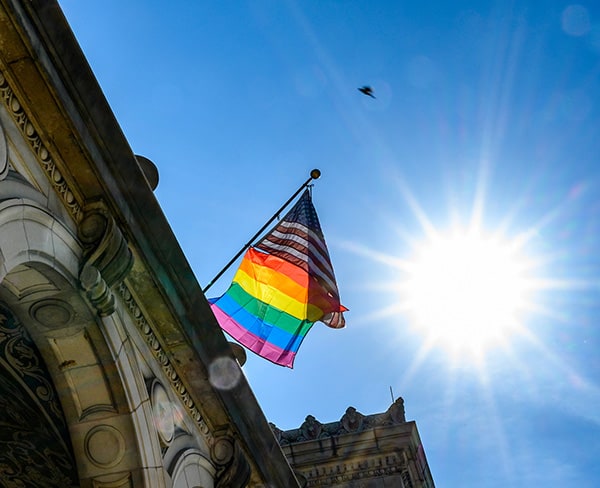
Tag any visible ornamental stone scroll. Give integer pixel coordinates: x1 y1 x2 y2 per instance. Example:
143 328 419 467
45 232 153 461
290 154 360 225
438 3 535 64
78 201 133 316
210 434 251 488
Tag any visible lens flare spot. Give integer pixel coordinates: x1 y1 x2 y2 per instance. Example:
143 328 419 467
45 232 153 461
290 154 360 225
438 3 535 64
561 5 591 37
209 356 242 390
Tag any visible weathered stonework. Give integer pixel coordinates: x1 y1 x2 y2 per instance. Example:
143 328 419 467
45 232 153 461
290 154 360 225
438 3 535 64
117 281 211 440
0 0 301 486
0 303 79 487
0 68 83 221
273 400 435 488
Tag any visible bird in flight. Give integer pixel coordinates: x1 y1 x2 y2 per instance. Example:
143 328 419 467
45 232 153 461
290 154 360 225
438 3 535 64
358 86 375 98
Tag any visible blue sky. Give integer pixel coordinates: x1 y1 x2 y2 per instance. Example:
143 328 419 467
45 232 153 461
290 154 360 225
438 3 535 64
59 1 600 486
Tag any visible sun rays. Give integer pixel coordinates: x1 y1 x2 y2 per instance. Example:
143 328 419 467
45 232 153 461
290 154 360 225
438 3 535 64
339 170 561 372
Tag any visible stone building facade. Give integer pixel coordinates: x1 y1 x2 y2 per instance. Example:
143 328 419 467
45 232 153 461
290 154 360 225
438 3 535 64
272 399 435 488
0 0 298 486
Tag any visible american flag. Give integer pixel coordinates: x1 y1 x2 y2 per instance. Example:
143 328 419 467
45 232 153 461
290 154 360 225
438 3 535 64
256 189 346 328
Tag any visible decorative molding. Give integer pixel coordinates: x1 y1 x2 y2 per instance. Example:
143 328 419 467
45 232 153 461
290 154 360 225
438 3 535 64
0 303 64 424
0 303 79 486
85 424 126 468
30 298 74 328
117 282 212 444
303 460 409 487
0 69 83 221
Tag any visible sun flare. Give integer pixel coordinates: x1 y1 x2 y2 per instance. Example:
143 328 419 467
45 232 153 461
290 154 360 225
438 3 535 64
402 229 532 356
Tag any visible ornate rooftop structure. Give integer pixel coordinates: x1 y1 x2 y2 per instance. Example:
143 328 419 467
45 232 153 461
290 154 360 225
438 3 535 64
272 399 435 488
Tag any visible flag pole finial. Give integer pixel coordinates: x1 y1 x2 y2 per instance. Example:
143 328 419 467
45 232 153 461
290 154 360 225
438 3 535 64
310 168 321 180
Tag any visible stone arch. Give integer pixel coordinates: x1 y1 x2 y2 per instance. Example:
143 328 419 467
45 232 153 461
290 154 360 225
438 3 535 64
171 449 216 488
0 196 81 286
0 197 162 486
0 301 79 487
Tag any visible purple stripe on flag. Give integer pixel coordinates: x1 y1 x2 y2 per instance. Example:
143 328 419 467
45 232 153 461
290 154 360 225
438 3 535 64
212 305 297 368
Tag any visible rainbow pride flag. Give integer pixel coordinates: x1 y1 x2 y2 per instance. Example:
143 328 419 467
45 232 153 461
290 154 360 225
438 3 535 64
210 190 346 368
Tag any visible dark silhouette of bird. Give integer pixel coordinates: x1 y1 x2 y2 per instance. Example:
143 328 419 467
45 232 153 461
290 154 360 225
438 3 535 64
358 86 376 98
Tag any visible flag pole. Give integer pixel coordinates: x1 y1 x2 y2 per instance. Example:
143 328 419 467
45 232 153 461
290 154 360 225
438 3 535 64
203 169 321 293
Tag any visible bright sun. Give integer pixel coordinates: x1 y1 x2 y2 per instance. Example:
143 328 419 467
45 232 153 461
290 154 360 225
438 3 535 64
402 228 532 357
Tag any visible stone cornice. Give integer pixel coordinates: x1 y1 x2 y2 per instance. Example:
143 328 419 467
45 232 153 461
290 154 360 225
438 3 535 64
0 35 215 451
0 67 83 222
117 281 213 444
302 455 410 487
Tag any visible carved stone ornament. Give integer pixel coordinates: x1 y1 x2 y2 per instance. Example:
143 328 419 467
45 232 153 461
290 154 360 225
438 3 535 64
341 406 364 433
0 303 79 486
0 70 83 220
0 119 8 181
210 434 251 488
301 456 409 487
78 201 133 316
276 400 408 445
30 298 74 329
210 436 234 466
388 397 406 424
84 424 126 468
300 415 323 440
117 282 211 442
